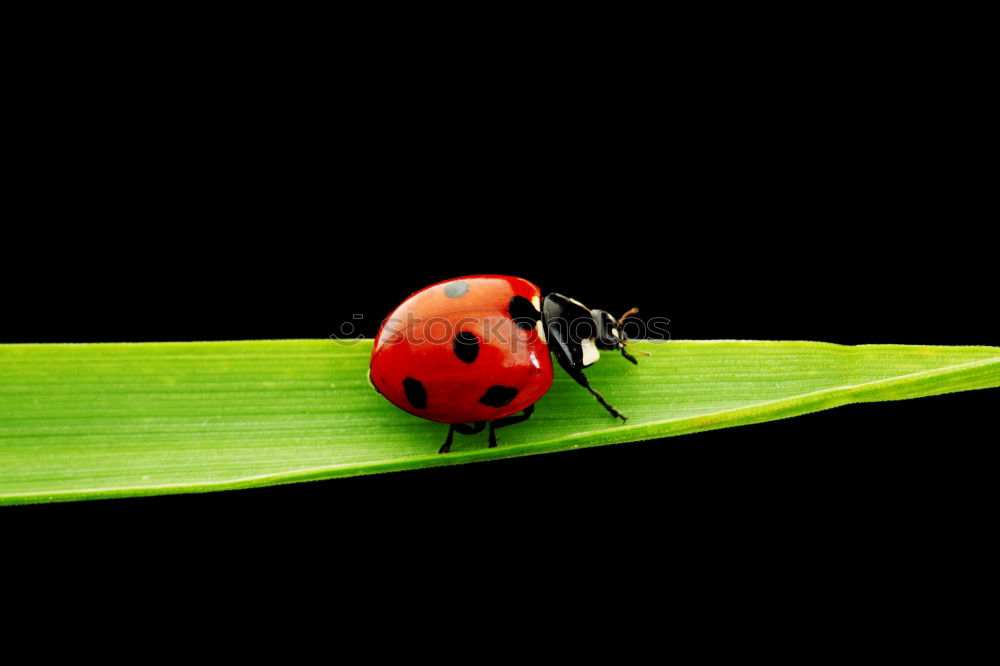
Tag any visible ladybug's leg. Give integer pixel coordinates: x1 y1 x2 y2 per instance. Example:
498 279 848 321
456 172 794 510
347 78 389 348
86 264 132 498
551 350 628 423
439 426 457 454
438 421 487 454
487 404 535 448
620 346 639 365
569 369 628 423
456 422 487 435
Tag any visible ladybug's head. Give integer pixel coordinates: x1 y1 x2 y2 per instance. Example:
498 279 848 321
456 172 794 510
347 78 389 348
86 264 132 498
590 307 643 364
590 309 625 350
542 294 642 370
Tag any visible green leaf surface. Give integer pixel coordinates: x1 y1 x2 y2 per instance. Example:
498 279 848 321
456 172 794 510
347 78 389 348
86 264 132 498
1 339 997 505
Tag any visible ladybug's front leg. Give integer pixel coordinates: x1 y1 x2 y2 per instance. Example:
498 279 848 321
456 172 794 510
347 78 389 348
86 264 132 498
550 348 627 423
563 363 627 423
438 421 487 454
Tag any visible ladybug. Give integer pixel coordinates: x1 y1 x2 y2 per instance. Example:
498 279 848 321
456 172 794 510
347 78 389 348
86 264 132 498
369 275 643 453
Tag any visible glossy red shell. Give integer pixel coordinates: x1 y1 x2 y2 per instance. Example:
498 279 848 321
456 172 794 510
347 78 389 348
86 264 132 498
370 275 553 424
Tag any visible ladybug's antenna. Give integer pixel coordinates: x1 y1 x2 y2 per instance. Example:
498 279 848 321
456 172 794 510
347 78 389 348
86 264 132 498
620 338 652 357
617 307 640 327
616 307 651 357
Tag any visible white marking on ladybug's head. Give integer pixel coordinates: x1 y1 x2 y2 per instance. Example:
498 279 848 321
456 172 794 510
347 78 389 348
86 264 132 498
531 295 541 311
536 319 547 343
581 338 600 367
612 327 620 339
567 297 589 310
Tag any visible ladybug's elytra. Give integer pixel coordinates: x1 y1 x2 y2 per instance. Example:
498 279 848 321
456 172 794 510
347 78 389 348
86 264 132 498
369 275 642 453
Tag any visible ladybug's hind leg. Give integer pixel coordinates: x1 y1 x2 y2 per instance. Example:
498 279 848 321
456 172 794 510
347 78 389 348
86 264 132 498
438 421 487 454
488 404 536 448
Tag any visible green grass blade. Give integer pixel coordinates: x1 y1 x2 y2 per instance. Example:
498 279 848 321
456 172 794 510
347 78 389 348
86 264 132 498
1 339 997 505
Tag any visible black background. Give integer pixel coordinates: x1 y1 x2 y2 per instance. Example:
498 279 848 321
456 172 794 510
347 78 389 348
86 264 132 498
4 36 995 612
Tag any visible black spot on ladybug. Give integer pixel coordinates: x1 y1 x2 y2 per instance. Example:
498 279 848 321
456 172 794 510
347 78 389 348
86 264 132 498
479 385 519 408
444 281 469 298
453 331 480 363
403 377 427 409
508 295 541 331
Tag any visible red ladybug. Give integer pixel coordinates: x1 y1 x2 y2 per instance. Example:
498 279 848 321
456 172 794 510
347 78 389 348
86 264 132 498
369 275 641 453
